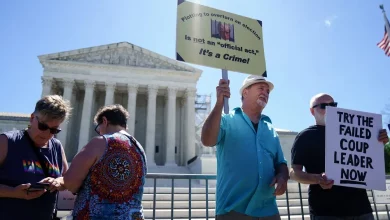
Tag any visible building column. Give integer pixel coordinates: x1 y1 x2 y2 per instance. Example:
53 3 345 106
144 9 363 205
41 76 54 97
145 85 158 165
165 87 178 165
57 79 74 150
78 80 96 152
177 98 186 165
104 82 116 105
185 88 197 164
127 83 138 135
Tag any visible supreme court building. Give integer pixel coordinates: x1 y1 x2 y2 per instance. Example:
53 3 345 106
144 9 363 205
0 42 298 173
38 42 203 167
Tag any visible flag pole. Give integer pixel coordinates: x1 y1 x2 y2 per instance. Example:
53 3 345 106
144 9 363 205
380 4 390 32
377 4 390 56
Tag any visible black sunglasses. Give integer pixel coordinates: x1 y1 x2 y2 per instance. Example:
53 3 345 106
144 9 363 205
35 116 62 134
312 102 338 109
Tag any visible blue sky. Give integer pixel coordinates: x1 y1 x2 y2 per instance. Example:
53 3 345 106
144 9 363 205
0 0 389 133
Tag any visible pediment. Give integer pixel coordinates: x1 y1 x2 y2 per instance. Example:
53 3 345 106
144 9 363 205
38 42 200 73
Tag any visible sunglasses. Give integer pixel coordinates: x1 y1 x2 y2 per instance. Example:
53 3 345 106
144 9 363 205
36 116 62 134
312 102 338 109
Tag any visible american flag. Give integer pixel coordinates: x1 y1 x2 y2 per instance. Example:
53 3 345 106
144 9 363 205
378 5 390 56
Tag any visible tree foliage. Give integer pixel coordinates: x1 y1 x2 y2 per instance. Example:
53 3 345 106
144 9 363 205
385 141 390 174
382 100 390 173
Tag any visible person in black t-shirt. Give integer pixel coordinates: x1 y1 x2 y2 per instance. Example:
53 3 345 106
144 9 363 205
290 93 389 220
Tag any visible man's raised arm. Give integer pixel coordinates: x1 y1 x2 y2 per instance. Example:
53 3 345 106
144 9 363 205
201 79 230 147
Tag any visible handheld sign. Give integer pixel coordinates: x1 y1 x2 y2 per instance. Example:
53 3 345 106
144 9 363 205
176 0 267 114
176 0 267 75
325 106 386 191
373 183 390 204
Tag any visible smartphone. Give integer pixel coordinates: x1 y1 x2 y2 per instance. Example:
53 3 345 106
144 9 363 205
27 182 50 192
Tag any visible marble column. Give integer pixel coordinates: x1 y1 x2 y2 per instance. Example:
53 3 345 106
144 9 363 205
41 76 54 97
104 82 116 105
78 80 96 152
145 85 158 165
127 83 138 135
185 88 197 163
165 87 178 165
177 98 186 165
57 79 74 150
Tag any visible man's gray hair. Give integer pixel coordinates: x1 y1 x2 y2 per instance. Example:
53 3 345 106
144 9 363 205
33 95 72 122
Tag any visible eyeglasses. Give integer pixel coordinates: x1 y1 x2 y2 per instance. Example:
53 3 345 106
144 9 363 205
35 116 62 134
312 102 338 109
94 124 101 135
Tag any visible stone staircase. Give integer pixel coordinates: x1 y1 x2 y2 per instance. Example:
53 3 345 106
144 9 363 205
56 181 390 219
139 181 390 220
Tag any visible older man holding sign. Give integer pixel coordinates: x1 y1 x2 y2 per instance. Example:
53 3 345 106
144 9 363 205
201 75 288 220
176 1 288 219
290 93 389 220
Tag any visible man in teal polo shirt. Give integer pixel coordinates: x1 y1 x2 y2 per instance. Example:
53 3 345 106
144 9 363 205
201 75 289 220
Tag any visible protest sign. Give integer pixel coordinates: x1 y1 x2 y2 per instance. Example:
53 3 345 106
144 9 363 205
373 183 390 203
325 106 386 191
176 0 267 76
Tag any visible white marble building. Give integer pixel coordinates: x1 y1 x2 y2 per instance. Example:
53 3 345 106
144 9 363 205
0 42 298 173
36 42 204 168
0 113 31 132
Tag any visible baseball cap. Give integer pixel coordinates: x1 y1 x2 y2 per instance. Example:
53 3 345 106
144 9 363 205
239 75 274 95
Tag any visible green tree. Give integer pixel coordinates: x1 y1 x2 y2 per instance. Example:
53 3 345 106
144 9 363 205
385 141 390 174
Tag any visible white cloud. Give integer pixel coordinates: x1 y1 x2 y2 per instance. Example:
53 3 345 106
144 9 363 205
324 15 338 27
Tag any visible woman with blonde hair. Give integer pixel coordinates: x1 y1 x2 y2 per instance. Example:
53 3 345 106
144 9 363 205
63 104 147 219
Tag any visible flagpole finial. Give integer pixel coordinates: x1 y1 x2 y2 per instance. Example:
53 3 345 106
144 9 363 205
380 4 385 12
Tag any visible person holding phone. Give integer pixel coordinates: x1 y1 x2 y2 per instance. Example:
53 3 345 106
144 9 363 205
0 95 71 220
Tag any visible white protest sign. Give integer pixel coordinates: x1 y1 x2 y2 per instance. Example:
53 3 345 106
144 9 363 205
373 183 390 203
325 106 386 191
56 190 76 210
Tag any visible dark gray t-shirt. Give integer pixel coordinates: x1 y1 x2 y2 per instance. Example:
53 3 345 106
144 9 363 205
0 129 64 220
